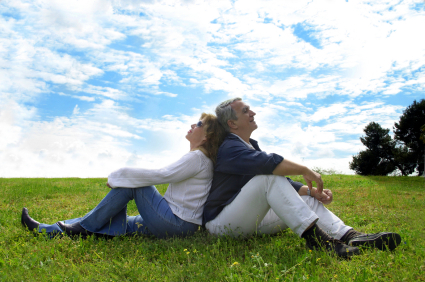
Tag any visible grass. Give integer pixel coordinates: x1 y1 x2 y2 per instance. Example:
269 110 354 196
0 176 424 281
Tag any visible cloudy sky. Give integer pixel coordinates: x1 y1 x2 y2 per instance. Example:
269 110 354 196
1 0 424 177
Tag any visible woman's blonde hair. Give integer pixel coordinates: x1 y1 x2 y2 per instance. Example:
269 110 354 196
195 113 226 164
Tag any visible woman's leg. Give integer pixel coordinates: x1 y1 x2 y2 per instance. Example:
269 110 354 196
79 186 198 238
38 218 83 238
79 188 134 236
130 186 198 238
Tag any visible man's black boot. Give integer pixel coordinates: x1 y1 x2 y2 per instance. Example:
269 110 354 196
21 207 40 232
57 221 92 238
302 224 360 258
341 229 401 251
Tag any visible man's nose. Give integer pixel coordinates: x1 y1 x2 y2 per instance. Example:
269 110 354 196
250 110 256 116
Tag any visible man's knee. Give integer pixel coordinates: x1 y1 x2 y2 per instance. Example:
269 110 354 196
251 175 286 184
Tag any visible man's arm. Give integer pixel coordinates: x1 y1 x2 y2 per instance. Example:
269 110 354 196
272 158 326 197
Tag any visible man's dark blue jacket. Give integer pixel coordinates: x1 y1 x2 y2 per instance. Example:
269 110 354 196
203 134 303 225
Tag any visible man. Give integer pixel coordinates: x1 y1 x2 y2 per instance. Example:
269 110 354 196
203 97 401 258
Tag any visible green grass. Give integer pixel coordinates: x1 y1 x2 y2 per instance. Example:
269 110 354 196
0 176 424 281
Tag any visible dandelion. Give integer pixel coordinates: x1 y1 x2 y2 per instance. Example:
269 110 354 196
186 252 190 255
309 250 312 253
183 249 187 251
316 258 321 262
231 261 239 267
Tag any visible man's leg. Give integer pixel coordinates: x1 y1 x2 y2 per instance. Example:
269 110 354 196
206 175 318 237
206 175 359 257
257 195 352 239
257 196 401 251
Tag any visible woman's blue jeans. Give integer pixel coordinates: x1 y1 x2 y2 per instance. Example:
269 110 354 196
38 186 199 238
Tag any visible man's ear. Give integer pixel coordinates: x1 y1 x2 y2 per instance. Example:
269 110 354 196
227 120 237 130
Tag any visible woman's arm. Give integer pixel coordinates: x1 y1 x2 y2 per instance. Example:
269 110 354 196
107 151 206 188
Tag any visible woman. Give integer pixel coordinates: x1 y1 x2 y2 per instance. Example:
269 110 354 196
21 113 226 239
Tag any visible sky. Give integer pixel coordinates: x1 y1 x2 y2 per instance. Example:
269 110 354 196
1 0 424 178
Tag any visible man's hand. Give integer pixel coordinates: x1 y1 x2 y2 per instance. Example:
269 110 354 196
273 159 324 194
313 189 333 205
302 169 323 194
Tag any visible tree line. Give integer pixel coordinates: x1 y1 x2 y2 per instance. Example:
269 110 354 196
349 99 425 176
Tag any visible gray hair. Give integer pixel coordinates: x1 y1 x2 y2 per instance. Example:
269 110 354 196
215 97 242 133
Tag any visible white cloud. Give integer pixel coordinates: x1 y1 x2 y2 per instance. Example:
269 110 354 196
0 98 201 177
1 0 424 177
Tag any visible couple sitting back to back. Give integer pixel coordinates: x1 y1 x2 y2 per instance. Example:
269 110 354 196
22 98 401 258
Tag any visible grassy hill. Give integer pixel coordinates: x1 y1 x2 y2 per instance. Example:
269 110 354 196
0 176 424 281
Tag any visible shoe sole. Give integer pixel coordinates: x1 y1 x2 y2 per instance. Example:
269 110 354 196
306 243 360 258
349 232 401 251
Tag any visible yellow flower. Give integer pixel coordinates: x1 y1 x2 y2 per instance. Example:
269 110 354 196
232 262 239 266
186 252 190 255
309 250 312 253
183 249 187 251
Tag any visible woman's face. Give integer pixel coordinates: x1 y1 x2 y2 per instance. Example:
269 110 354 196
186 119 207 147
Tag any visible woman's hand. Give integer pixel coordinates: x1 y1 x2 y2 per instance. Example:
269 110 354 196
107 182 112 189
313 188 333 205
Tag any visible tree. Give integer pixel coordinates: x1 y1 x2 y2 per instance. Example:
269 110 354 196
392 144 417 176
393 99 425 176
421 124 425 177
349 122 395 175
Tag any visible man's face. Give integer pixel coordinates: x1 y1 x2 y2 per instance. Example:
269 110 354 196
230 100 258 136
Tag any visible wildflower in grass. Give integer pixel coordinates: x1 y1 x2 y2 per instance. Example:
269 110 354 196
186 252 190 255
231 261 239 267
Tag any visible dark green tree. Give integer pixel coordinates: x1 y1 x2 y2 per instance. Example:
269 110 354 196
393 99 425 176
392 144 417 176
349 122 395 175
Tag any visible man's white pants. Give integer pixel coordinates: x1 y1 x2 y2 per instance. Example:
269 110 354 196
206 175 352 239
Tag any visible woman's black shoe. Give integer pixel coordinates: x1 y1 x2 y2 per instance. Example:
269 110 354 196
57 221 92 237
21 207 40 232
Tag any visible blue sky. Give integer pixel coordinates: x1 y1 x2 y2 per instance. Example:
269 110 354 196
1 0 424 177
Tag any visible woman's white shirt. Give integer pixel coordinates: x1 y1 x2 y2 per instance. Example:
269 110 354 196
107 150 213 225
